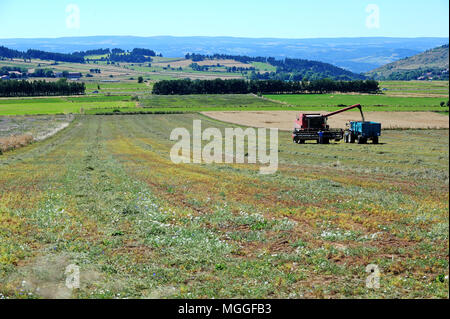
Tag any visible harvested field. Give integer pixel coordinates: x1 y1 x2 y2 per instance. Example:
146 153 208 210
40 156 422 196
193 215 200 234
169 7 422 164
0 114 448 299
202 111 450 130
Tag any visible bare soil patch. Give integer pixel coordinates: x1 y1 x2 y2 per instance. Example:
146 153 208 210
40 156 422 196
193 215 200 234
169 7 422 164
202 111 449 130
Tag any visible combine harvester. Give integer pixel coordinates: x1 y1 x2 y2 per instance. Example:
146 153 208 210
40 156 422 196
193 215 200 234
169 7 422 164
292 104 381 145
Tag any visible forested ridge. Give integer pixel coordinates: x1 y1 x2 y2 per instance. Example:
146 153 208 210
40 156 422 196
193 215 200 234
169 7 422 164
0 46 158 64
0 46 85 63
185 53 366 81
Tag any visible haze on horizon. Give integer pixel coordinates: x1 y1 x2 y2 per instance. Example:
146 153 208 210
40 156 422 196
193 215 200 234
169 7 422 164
0 0 448 39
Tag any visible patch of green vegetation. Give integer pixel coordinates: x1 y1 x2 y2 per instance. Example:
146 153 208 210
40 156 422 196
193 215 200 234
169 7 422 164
64 95 132 103
84 82 149 90
139 94 279 108
0 96 136 115
379 81 449 96
265 93 450 111
3 90 450 115
251 62 277 73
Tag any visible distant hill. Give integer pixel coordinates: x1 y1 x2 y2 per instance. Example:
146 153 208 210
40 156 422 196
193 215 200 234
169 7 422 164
366 44 449 80
0 36 448 73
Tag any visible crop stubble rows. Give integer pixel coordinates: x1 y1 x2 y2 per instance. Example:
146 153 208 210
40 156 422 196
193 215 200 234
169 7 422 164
0 114 448 298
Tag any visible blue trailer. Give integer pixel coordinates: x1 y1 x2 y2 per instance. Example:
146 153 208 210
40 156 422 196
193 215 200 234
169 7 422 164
345 121 382 144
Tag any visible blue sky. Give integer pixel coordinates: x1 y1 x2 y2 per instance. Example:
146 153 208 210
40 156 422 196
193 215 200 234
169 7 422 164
0 0 448 39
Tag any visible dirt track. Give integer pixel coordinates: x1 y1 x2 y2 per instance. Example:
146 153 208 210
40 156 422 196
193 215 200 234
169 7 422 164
202 111 449 130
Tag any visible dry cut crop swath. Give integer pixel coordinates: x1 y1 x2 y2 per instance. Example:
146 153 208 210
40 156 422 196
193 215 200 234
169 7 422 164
0 135 34 154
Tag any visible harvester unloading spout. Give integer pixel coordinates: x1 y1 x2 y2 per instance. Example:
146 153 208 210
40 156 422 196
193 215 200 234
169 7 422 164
324 104 365 122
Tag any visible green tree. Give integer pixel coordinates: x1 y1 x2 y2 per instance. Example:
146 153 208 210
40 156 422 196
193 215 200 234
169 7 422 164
138 76 144 83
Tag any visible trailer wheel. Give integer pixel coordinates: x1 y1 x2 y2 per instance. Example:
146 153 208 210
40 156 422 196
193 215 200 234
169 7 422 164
350 134 356 143
299 140 305 144
357 136 367 144
373 137 379 144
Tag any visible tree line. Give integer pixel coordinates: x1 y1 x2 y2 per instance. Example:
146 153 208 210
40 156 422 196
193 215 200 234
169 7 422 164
1 66 79 79
72 48 111 57
109 53 152 63
74 48 157 57
26 50 85 63
190 63 255 73
0 46 24 59
152 79 380 95
0 79 85 97
1 66 27 77
185 53 268 64
226 66 256 73
184 53 365 81
0 46 84 63
1 46 159 64
86 48 159 63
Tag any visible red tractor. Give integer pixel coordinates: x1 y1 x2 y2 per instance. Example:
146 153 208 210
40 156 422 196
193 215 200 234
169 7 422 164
292 104 365 144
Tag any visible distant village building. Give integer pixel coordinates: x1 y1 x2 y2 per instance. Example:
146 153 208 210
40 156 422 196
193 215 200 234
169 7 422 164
55 72 82 79
7 71 23 78
8 71 22 76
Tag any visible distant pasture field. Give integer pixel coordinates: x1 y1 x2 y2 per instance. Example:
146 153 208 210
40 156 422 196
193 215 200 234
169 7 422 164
84 82 152 93
1 92 449 116
379 81 449 97
0 80 448 116
138 94 279 108
0 96 135 116
265 93 449 112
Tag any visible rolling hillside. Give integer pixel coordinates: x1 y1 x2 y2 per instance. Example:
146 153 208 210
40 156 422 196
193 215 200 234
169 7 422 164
366 44 449 80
